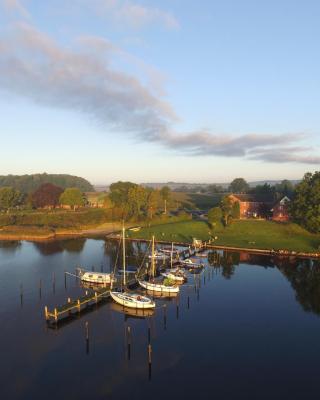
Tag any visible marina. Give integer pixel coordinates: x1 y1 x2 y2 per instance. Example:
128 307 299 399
1 238 320 399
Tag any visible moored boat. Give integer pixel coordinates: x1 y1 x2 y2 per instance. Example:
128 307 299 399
77 268 115 285
110 226 155 310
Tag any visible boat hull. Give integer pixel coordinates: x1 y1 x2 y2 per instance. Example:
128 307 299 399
138 280 179 293
110 291 155 309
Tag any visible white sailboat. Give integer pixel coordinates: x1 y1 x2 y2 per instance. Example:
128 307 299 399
77 268 115 285
139 236 180 294
161 242 186 283
110 226 155 309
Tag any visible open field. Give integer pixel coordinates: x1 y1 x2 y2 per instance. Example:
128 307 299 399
171 191 223 210
128 219 320 253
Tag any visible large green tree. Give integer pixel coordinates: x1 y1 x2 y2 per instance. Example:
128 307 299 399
0 187 22 210
290 172 320 233
59 188 85 210
229 178 249 193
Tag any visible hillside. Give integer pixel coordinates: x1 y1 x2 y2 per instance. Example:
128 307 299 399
0 173 94 193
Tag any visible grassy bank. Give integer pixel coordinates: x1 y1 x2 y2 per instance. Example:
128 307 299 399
127 219 320 253
0 209 191 240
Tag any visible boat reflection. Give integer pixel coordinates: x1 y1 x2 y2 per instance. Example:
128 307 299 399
146 289 179 299
110 302 155 319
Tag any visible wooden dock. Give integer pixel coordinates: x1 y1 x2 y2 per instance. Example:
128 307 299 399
45 277 137 324
44 241 205 325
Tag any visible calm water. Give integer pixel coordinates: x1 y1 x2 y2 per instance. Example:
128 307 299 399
1 239 320 400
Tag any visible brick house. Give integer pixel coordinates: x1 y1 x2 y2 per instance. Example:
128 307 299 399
271 196 291 222
228 194 291 221
228 194 274 219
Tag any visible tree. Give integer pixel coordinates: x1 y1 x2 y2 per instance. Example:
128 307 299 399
146 189 159 219
32 183 63 209
59 188 85 210
275 179 295 197
0 187 22 210
160 186 171 214
207 184 225 194
229 178 249 193
127 185 147 218
290 172 320 233
220 195 233 226
208 207 222 227
251 183 275 197
231 201 240 219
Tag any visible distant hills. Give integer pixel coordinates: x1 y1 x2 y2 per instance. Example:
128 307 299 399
141 180 300 190
0 174 94 193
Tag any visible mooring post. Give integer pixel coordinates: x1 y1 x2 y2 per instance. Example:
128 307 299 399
148 344 152 381
20 283 23 307
52 272 56 294
44 306 48 321
187 295 190 309
64 271 67 290
77 299 81 313
85 321 89 354
127 326 131 360
148 326 151 345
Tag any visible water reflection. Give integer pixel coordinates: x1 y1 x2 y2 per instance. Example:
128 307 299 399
208 250 320 316
0 240 21 253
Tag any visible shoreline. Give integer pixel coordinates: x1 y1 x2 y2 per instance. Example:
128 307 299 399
1 224 320 260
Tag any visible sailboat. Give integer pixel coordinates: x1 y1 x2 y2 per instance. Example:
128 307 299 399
77 267 116 285
110 226 155 309
161 242 186 283
138 236 180 293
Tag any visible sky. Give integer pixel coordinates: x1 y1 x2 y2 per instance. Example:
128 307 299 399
0 0 319 184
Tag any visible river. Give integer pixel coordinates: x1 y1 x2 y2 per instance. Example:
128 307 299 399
0 238 320 400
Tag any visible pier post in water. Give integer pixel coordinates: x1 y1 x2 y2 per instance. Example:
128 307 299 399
148 344 152 381
127 326 131 360
20 283 23 307
85 321 89 354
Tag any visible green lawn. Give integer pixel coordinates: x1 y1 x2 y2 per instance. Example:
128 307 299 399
128 219 320 253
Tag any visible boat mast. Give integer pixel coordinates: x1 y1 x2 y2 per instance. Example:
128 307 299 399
151 235 155 279
122 223 126 286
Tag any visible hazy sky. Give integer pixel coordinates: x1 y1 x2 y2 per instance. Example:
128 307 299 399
0 0 319 184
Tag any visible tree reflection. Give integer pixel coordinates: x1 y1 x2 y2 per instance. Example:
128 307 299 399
0 240 22 253
277 258 320 315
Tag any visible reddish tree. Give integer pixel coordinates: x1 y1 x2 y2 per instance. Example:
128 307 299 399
32 183 63 209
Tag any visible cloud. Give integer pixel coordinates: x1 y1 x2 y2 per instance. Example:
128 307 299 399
75 0 179 30
2 0 30 18
0 23 176 139
0 23 319 166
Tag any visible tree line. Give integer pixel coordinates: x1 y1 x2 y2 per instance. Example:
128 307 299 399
0 180 173 221
0 184 85 211
0 173 93 193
